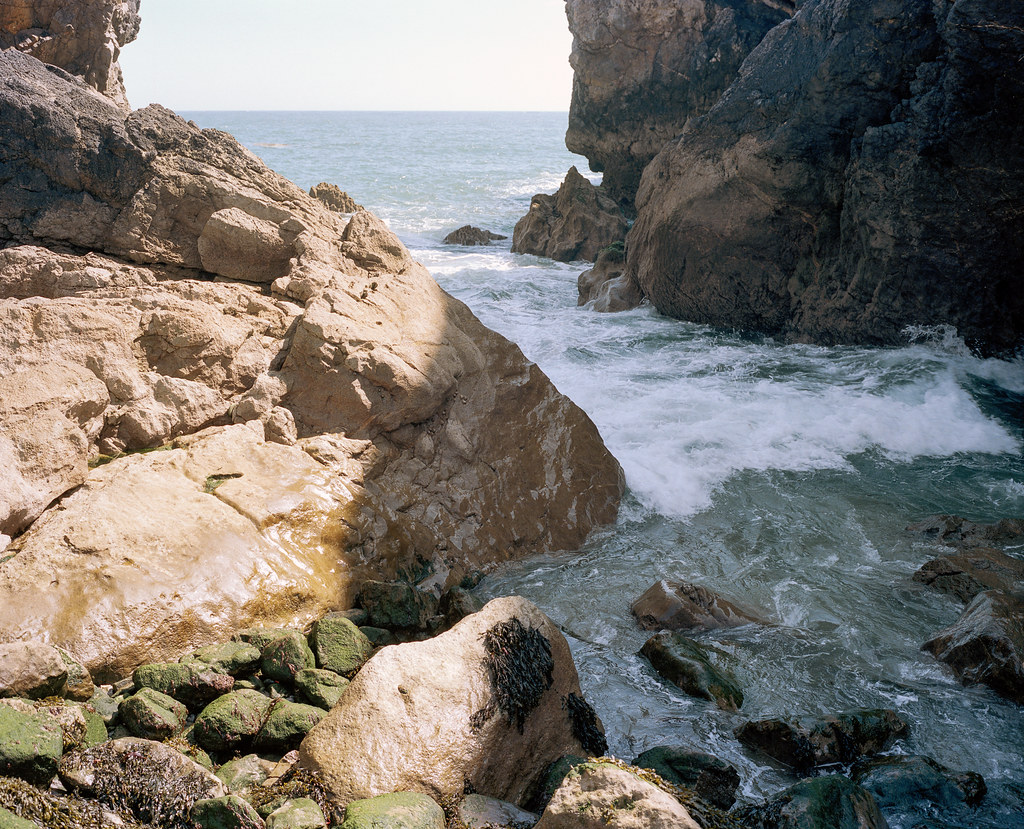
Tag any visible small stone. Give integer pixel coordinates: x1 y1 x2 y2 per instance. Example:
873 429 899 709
294 669 349 710
192 794 266 829
183 642 262 677
261 632 315 684
640 633 744 711
86 687 121 726
120 686 189 740
193 689 275 753
217 753 274 793
56 648 94 701
0 641 68 699
254 701 325 752
134 661 235 710
309 617 372 677
266 797 327 829
340 792 445 829
457 793 537 829
0 704 64 784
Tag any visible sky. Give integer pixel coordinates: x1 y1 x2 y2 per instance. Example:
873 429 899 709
119 0 575 111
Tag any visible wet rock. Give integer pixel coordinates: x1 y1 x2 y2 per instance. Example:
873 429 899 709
56 648 94 702
438 585 485 630
443 226 508 246
734 709 909 773
736 774 887 829
339 792 444 829
631 746 739 810
914 548 1024 604
261 633 316 685
534 761 701 829
308 182 362 213
134 662 235 710
217 754 275 794
254 701 325 753
294 669 349 711
86 687 120 727
0 774 125 827
193 794 266 829
457 793 538 829
183 642 262 677
357 581 439 632
235 629 299 653
631 579 762 632
909 515 1024 549
59 737 227 827
266 798 327 829
193 689 275 754
0 703 65 784
298 596 605 808
120 687 189 740
511 167 629 263
851 755 986 810
0 641 68 699
577 243 643 313
309 617 373 677
640 633 743 711
922 589 1024 704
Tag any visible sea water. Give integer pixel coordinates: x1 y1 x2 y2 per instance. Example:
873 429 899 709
185 111 1024 827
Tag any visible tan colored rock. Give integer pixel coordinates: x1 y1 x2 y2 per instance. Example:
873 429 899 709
309 182 362 213
298 597 606 809
578 244 643 312
198 207 297 284
0 641 68 699
535 763 701 829
631 580 763 632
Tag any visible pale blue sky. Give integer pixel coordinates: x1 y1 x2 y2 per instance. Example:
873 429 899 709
119 0 574 111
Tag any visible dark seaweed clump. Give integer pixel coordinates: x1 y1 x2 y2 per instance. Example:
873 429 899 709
474 618 554 733
0 776 144 829
246 767 335 823
564 692 608 756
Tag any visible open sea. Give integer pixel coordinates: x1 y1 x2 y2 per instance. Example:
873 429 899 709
185 111 1024 827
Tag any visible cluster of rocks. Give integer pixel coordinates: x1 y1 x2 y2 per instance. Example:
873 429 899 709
521 0 1023 354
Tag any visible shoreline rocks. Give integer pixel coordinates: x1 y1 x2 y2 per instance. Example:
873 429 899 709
442 225 507 246
631 579 763 632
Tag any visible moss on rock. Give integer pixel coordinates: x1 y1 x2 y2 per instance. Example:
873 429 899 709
0 706 64 785
193 690 274 754
309 618 372 677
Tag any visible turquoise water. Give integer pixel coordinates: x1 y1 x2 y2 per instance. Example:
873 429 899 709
187 111 1024 827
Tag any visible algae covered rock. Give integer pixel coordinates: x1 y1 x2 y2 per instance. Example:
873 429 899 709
192 794 266 829
0 703 64 784
134 662 235 710
356 581 439 632
309 617 372 677
217 753 274 794
851 754 986 811
235 629 298 653
255 701 325 752
294 669 349 711
193 689 275 753
0 641 68 699
340 792 444 829
736 774 887 829
120 686 189 740
640 633 743 711
266 798 327 829
0 806 36 829
183 642 262 677
261 633 316 685
632 746 739 810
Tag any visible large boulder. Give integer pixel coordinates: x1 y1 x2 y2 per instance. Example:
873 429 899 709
0 47 623 678
922 589 1024 703
914 547 1024 604
511 167 628 263
0 0 140 109
298 597 607 810
625 0 1024 354
736 775 888 829
565 0 794 206
639 633 743 711
0 641 68 699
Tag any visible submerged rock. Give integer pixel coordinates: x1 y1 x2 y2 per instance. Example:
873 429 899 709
736 775 888 829
511 167 628 263
909 515 1024 549
443 225 507 246
914 547 1024 604
631 579 762 632
922 589 1024 704
640 633 743 711
298 596 605 809
631 746 739 810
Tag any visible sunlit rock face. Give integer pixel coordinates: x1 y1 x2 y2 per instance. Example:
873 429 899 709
622 0 1024 354
565 0 794 208
0 44 623 679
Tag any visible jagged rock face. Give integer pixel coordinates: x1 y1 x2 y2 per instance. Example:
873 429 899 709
0 0 140 110
626 0 1024 355
0 48 623 677
565 0 794 207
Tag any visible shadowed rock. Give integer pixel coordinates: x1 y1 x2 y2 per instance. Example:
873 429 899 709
443 225 507 246
631 579 763 632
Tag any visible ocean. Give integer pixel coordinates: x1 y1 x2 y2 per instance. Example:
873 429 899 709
185 111 1024 827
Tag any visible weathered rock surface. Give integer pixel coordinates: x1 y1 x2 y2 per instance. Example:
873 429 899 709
922 589 1024 704
577 243 643 312
914 548 1024 604
625 0 1024 354
0 641 68 699
0 0 140 109
631 579 762 632
298 597 605 809
308 182 362 213
442 225 507 246
457 794 537 829
511 167 628 263
736 775 888 829
193 794 266 829
565 0 794 206
632 747 739 811
0 703 64 784
0 46 623 679
909 515 1024 550
534 762 701 829
735 709 909 773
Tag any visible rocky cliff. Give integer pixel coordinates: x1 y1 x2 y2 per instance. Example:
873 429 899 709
0 0 139 109
565 0 794 208
625 0 1024 353
0 41 623 677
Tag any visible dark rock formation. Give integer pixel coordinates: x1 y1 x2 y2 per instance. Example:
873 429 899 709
577 242 643 312
630 578 763 632
640 633 743 711
511 167 628 263
631 747 739 810
736 775 888 829
851 755 986 810
309 182 362 213
922 589 1024 704
442 225 507 246
0 0 140 110
914 547 1024 604
909 515 1024 549
565 0 794 207
624 0 1024 354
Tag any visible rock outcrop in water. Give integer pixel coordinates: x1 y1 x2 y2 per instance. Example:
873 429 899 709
0 45 623 678
565 0 1024 353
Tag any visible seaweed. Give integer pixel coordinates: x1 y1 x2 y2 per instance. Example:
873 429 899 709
563 693 608 757
244 766 335 824
473 618 554 734
0 776 144 829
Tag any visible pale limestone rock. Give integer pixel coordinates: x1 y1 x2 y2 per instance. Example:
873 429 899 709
0 641 68 699
198 207 297 284
298 597 603 809
535 763 701 829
